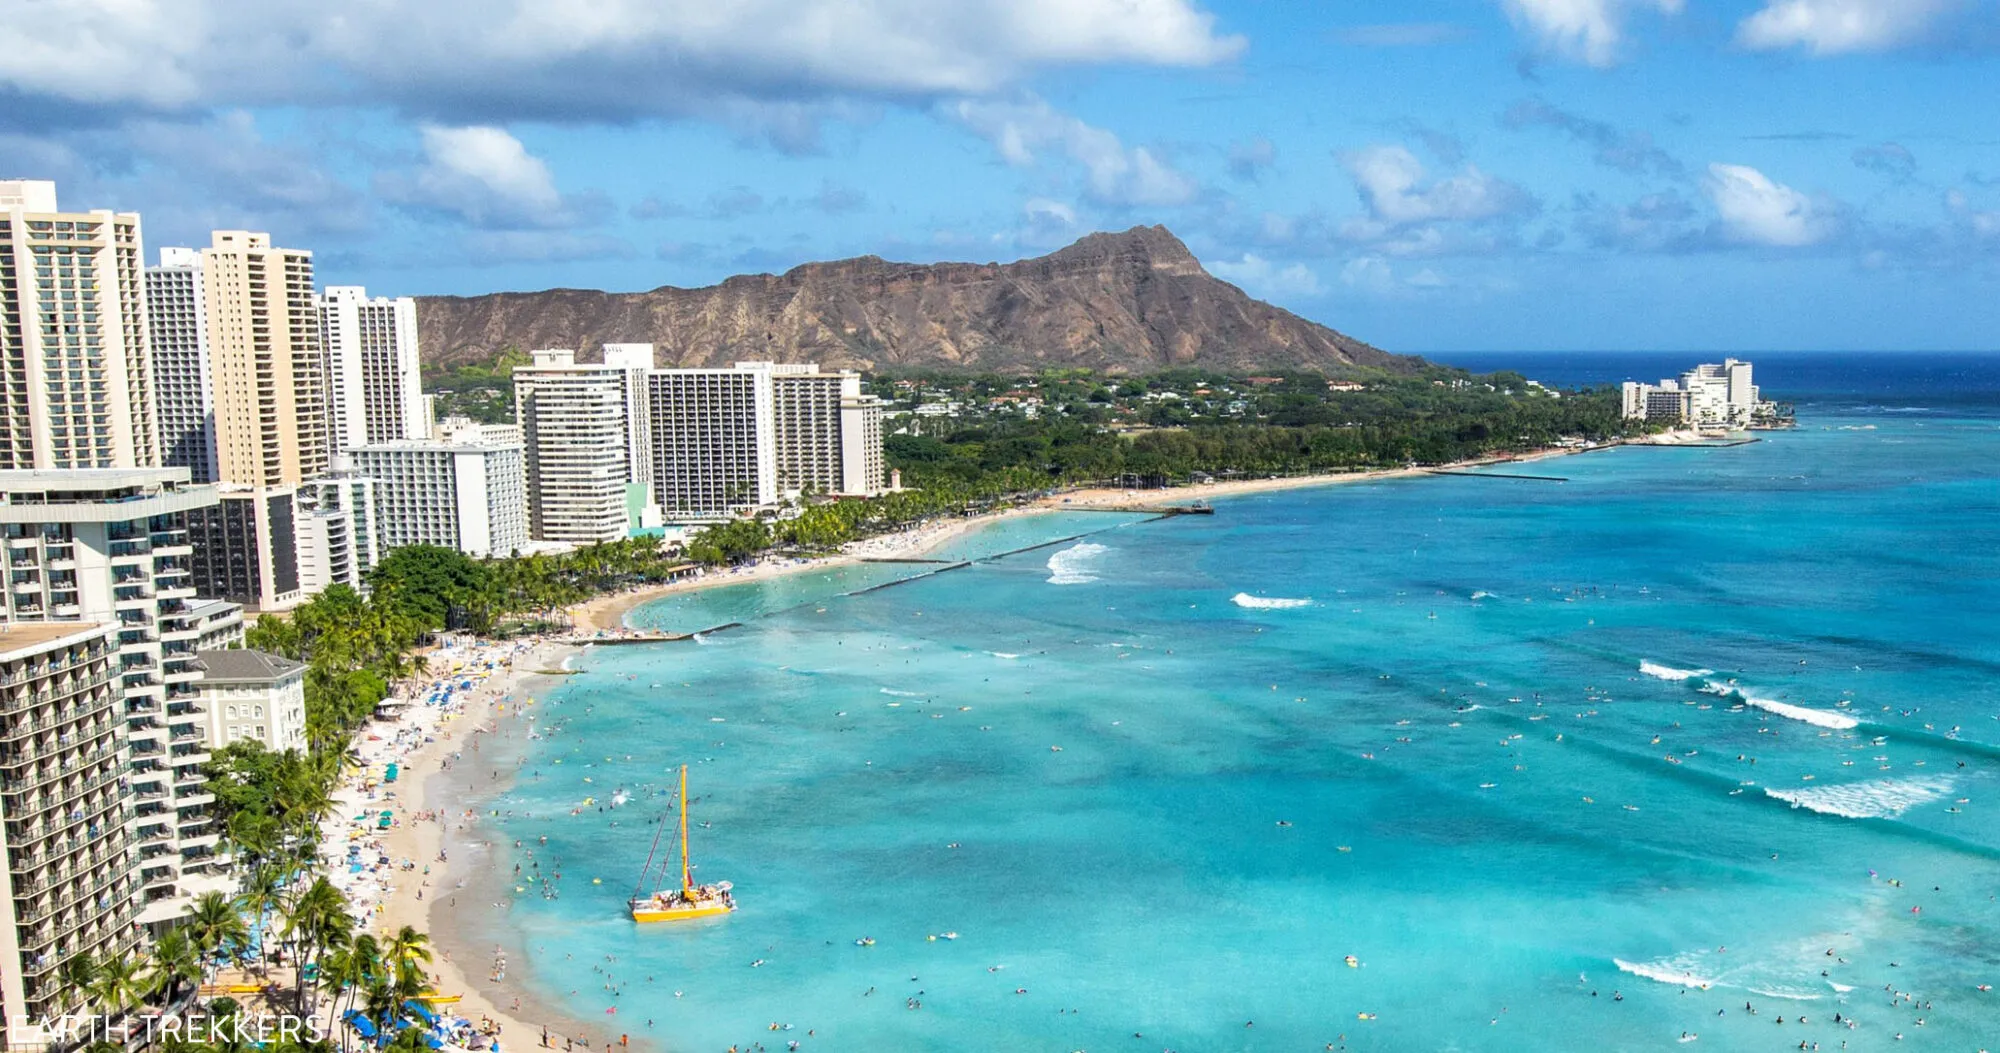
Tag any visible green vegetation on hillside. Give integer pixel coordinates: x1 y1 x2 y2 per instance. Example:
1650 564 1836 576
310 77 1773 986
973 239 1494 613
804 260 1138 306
681 366 1647 563
422 346 527 423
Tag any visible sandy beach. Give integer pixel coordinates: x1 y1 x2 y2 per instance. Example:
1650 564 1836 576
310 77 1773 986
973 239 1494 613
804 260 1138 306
308 634 586 1051
570 504 1050 633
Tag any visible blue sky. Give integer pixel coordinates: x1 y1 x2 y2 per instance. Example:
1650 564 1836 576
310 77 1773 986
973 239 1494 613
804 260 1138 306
4 0 1997 352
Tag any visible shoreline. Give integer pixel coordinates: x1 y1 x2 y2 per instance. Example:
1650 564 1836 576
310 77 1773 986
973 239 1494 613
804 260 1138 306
573 432 1671 632
311 635 589 1052
331 429 1694 1051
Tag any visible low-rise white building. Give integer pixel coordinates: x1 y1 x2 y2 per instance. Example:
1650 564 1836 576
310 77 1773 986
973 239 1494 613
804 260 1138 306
196 648 306 753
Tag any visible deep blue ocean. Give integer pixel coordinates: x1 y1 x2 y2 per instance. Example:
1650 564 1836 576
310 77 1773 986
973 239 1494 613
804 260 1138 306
451 353 2000 1052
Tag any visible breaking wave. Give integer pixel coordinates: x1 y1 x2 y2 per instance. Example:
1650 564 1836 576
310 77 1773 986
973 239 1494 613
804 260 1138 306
1614 956 1716 990
1639 660 1711 682
1638 661 1857 730
1232 593 1312 609
1046 543 1108 585
1764 776 1954 819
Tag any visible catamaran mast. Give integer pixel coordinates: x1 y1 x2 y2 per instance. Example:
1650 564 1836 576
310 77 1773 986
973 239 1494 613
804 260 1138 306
678 764 694 892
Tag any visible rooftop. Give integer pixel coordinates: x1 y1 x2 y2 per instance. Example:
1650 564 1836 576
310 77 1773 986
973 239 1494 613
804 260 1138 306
0 621 110 657
196 648 306 684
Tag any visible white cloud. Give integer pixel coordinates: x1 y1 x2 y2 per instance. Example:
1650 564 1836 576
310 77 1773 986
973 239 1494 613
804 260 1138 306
1945 190 2000 239
1501 0 1684 67
1206 253 1322 297
1024 198 1079 227
377 125 574 229
1337 256 1451 297
0 0 1242 121
1736 0 1956 54
2 110 369 246
1344 144 1528 233
947 97 1198 207
1704 163 1836 247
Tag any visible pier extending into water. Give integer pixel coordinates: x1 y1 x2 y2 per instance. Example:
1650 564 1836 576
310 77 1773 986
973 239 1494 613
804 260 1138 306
1426 469 1570 482
1057 503 1215 515
561 624 741 645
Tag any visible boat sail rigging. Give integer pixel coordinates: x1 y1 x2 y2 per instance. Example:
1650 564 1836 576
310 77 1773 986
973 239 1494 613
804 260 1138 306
629 765 736 922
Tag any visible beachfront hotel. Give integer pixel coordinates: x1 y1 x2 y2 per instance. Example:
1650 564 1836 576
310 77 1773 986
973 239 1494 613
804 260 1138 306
187 483 304 612
513 345 655 543
0 181 160 473
0 621 141 1050
0 469 244 925
646 365 778 518
1621 359 1768 428
767 365 888 498
318 285 428 453
340 438 528 559
644 361 889 521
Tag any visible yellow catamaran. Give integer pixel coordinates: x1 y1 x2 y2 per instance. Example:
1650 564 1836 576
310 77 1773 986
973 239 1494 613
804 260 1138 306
629 765 736 923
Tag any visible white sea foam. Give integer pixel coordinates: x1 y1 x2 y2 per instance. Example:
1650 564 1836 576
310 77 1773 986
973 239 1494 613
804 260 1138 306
1764 776 1954 819
1732 692 1859 730
880 688 925 697
1614 956 1716 990
988 652 1021 660
1747 987 1823 1002
1046 543 1108 585
1470 590 1494 600
1640 661 1858 729
1231 593 1313 609
1639 660 1711 682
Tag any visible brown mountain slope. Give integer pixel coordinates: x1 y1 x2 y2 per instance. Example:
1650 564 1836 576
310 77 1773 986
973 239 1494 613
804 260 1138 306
416 226 1406 373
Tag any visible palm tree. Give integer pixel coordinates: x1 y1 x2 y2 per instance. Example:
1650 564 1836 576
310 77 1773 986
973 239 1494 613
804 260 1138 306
186 890 249 979
148 928 202 1007
320 932 381 1053
58 953 97 1016
236 866 287 975
383 925 432 990
84 952 153 1018
283 877 349 1014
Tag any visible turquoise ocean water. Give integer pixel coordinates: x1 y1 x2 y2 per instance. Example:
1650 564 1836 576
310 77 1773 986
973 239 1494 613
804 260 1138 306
457 354 2000 1051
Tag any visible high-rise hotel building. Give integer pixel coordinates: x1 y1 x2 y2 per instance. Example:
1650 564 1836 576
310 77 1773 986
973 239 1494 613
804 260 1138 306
0 621 139 1049
646 365 776 519
180 231 325 610
645 362 886 520
318 285 426 452
0 469 241 925
201 231 326 487
341 439 527 559
765 364 885 498
0 180 159 472
513 345 653 544
145 247 217 483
